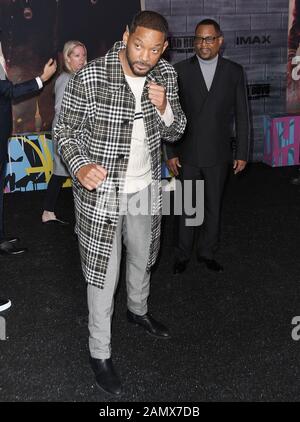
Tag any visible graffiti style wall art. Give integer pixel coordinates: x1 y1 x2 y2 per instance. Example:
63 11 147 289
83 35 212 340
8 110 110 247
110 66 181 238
5 133 71 193
263 115 300 167
5 133 171 194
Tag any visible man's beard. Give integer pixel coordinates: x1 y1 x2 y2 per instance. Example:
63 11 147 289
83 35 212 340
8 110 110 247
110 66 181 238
125 49 154 76
199 48 212 59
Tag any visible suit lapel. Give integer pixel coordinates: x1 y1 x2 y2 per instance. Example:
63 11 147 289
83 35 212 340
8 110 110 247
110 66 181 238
189 55 226 115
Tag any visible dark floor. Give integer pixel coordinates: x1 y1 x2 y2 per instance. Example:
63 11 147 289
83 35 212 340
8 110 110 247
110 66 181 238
1 163 300 402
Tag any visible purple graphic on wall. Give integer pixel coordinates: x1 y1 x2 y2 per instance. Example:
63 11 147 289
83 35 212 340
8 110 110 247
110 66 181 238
263 115 300 167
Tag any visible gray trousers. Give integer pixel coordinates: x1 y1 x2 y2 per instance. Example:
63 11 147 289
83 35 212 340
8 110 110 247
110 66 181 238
87 188 152 359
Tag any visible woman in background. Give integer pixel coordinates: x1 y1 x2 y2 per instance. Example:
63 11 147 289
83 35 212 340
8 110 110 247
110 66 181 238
42 40 87 224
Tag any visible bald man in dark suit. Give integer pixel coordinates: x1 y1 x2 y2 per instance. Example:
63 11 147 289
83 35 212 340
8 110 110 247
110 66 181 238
166 19 249 274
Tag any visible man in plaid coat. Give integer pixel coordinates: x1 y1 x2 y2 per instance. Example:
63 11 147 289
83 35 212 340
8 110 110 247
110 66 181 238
55 11 186 395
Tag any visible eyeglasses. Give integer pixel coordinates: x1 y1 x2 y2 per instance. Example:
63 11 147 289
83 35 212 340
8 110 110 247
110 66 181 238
194 35 221 45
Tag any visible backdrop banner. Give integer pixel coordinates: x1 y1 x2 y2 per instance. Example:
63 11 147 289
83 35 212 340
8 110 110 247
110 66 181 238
287 0 300 112
0 0 141 133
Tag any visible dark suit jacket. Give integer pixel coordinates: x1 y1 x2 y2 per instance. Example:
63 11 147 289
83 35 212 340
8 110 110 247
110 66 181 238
0 78 39 163
165 55 249 167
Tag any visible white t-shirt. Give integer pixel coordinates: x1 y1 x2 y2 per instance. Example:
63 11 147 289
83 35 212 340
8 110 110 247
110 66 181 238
124 75 152 193
123 74 175 193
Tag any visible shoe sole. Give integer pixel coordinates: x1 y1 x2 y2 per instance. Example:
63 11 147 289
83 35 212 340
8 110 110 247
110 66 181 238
0 300 11 312
95 381 123 396
11 250 27 255
0 250 27 255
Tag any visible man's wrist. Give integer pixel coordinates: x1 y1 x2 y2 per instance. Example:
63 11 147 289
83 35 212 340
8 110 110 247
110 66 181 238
157 100 174 127
157 102 167 115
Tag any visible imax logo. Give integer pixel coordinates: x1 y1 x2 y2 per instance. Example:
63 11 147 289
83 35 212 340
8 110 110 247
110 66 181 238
236 35 271 46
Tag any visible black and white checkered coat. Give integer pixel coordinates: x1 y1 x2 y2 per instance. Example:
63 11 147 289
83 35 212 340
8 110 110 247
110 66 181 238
54 41 186 289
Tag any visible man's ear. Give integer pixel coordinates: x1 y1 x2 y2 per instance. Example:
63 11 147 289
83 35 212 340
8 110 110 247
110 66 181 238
162 40 168 54
218 36 224 48
123 27 130 45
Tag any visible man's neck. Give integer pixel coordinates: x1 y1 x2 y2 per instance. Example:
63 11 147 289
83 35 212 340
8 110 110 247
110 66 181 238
197 54 219 64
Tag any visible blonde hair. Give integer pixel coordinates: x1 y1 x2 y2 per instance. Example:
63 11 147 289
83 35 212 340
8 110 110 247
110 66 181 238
63 40 87 73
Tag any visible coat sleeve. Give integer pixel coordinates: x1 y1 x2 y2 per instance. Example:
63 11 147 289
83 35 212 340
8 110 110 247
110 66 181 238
156 69 186 143
54 73 92 180
235 68 250 161
0 78 39 99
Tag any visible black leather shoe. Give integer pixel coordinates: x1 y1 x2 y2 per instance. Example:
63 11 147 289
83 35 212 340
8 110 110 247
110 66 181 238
0 240 27 255
198 256 224 272
89 357 122 396
127 310 171 339
173 260 187 274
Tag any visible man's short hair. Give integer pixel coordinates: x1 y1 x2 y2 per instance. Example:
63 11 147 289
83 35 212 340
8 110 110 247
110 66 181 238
195 19 222 35
129 10 169 41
